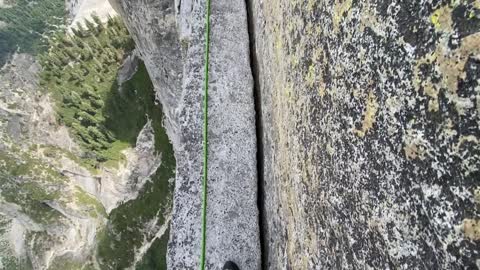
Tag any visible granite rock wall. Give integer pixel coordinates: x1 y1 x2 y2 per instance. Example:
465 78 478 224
108 0 261 269
109 0 480 269
250 0 480 269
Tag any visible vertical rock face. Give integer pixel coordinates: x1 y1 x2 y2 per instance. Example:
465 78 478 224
250 0 480 269
108 0 260 269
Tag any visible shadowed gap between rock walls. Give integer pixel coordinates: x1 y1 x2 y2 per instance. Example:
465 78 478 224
245 0 266 269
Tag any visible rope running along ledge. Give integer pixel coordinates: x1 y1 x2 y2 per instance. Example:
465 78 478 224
200 0 212 268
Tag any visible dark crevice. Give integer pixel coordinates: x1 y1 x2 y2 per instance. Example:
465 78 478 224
245 0 267 269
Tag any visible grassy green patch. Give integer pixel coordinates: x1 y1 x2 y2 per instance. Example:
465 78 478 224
74 187 106 218
0 148 64 224
0 147 65 181
39 144 99 174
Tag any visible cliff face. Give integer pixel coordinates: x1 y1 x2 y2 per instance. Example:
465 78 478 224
0 1 175 268
108 0 479 269
108 0 260 269
250 0 480 269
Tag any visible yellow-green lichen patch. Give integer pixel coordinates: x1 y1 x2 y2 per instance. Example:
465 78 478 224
306 0 317 13
353 91 379 137
358 1 383 35
453 135 479 154
305 64 316 88
463 219 480 240
414 33 480 115
430 5 454 32
404 143 424 160
474 187 480 204
435 33 480 93
332 0 353 33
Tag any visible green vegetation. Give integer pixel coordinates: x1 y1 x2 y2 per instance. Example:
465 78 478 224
48 254 96 270
0 146 66 181
136 227 171 270
0 0 65 65
0 13 175 269
39 144 98 174
0 216 30 269
39 17 175 269
39 16 137 168
0 148 64 224
75 186 106 218
96 64 175 270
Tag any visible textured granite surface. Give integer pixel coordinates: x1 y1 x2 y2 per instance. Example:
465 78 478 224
250 0 480 269
109 0 480 268
108 0 261 269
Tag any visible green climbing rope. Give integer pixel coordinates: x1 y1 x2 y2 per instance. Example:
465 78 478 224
200 0 212 269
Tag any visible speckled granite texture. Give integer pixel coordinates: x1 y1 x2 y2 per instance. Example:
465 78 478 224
108 0 260 269
250 0 480 269
109 0 480 269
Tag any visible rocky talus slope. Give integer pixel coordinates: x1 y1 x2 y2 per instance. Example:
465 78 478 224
108 0 261 269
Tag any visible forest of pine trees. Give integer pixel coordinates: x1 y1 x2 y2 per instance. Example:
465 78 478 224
0 0 64 65
39 16 137 167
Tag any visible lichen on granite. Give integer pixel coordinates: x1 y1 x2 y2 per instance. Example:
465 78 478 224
251 0 480 268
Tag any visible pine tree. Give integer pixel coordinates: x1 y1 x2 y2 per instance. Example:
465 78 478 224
92 15 104 32
80 100 96 115
90 99 104 109
87 126 108 141
72 27 82 38
76 111 98 126
84 19 97 34
76 22 87 37
64 47 77 60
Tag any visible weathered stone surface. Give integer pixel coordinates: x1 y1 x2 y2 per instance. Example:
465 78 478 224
108 0 260 269
250 0 480 269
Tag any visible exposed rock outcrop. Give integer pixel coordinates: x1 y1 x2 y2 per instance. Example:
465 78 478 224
5 0 474 269
250 0 480 269
108 0 261 269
